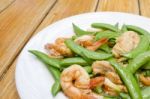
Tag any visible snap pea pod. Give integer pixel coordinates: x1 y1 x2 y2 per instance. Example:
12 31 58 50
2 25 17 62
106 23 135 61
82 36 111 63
123 35 149 58
99 44 112 53
29 50 61 96
142 61 150 69
91 23 119 32
143 70 150 76
126 25 150 42
83 66 92 74
119 93 131 99
51 80 61 96
121 24 128 33
29 50 60 69
65 39 112 60
127 51 150 74
93 86 103 94
119 87 150 99
95 31 119 41
60 57 88 66
109 58 142 99
142 87 150 99
73 23 94 36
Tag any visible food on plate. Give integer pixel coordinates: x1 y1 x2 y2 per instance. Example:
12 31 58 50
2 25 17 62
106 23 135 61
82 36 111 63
29 23 150 99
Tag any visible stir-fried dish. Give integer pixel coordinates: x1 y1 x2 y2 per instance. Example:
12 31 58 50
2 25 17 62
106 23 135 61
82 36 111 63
29 23 150 99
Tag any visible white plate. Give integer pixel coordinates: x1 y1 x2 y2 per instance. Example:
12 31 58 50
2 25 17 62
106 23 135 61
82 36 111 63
15 12 150 99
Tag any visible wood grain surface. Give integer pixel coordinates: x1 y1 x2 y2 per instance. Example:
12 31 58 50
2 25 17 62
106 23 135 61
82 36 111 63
1 0 150 99
0 0 15 13
0 0 56 78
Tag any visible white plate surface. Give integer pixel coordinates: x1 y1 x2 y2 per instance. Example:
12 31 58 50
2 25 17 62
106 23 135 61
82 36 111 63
16 12 150 99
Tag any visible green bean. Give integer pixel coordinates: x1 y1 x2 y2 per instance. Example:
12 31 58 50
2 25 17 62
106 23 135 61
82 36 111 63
95 31 119 41
60 57 88 67
72 23 94 36
142 87 150 99
93 86 103 94
91 23 119 32
65 39 112 60
47 66 60 80
109 58 142 99
121 24 128 33
142 61 150 69
29 50 60 69
127 51 150 74
83 66 92 74
99 44 112 53
123 35 149 58
143 70 150 76
51 80 61 96
119 93 131 99
126 25 150 42
119 87 150 99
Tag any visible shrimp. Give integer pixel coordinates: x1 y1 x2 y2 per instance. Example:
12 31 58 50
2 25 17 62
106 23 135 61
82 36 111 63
74 35 108 51
105 72 122 84
74 35 94 47
139 74 150 86
112 31 140 57
45 38 73 58
90 77 105 89
61 64 103 99
86 38 108 51
92 61 122 84
92 61 115 75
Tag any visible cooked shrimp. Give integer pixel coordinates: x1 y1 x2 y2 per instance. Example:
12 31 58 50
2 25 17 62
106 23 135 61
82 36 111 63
139 74 150 86
74 35 94 47
92 61 115 75
112 31 140 57
86 38 108 51
92 61 122 84
45 38 73 58
61 64 103 99
105 72 122 84
90 77 105 89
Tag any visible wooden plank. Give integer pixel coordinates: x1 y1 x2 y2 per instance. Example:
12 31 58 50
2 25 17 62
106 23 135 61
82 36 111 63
97 0 139 14
139 0 150 17
35 0 98 32
0 62 19 99
0 0 98 98
0 0 56 77
0 0 15 13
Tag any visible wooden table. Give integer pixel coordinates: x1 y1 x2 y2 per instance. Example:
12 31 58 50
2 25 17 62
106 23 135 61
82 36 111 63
0 0 150 98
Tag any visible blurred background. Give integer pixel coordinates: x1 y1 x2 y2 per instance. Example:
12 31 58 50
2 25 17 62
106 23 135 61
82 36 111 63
0 0 150 99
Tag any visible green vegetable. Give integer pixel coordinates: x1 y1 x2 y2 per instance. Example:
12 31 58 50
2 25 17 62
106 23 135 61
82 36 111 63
60 57 88 66
119 93 131 99
93 86 103 94
121 24 128 33
51 80 61 96
91 23 119 32
109 58 142 99
29 50 60 69
65 39 112 60
143 70 150 77
48 66 60 80
127 51 150 74
99 44 112 53
143 61 150 69
123 35 149 58
73 23 94 36
142 87 150 99
95 31 119 41
83 66 92 74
